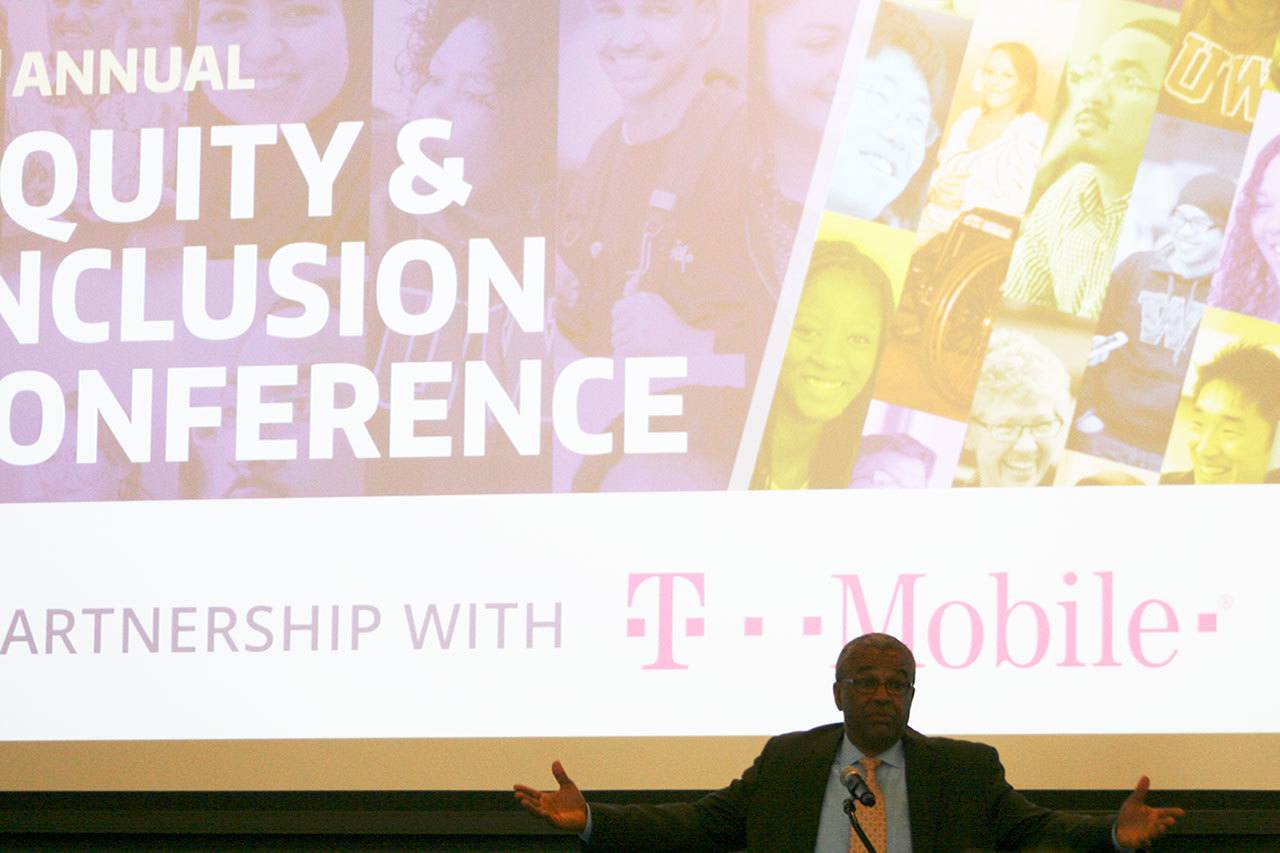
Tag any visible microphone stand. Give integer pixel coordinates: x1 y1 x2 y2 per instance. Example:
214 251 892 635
843 796 879 853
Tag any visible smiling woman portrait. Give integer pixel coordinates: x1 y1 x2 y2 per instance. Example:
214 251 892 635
363 0 558 497
751 241 893 490
392 0 557 247
916 41 1047 242
187 0 373 256
1210 134 1280 324
747 0 855 288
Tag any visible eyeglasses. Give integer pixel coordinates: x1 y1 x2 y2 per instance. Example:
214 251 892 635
837 677 914 697
855 81 941 147
1065 64 1160 98
971 416 1063 442
1169 209 1217 237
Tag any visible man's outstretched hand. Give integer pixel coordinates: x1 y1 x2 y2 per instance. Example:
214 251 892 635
1115 776 1185 848
514 760 589 833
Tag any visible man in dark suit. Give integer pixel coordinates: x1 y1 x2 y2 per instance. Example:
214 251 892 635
514 633 1183 851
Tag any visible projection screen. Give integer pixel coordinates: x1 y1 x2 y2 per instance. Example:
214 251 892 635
1 0 1279 792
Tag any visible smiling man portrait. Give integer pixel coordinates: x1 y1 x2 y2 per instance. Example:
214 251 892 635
1002 18 1176 320
1161 343 1280 485
962 329 1073 488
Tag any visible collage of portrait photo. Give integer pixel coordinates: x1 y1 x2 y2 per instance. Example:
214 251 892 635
749 0 1280 490
5 0 1280 503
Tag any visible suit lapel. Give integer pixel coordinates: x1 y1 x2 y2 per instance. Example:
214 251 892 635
903 729 941 852
785 725 844 850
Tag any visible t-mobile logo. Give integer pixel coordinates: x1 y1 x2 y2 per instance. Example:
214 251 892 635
626 572 706 670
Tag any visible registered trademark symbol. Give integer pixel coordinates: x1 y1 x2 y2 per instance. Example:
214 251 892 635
1218 595 1234 610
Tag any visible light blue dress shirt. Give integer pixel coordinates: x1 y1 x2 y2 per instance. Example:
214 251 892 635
814 736 910 853
811 736 1129 852
579 738 911 852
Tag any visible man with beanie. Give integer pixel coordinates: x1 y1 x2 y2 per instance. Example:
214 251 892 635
1068 171 1236 470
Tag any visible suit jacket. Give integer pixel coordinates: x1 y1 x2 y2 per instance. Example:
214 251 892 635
588 723 1116 852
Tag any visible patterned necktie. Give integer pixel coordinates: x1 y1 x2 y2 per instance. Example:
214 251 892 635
850 756 888 853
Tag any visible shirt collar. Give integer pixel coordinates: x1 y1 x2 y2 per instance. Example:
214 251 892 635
836 734 906 770
1073 165 1130 224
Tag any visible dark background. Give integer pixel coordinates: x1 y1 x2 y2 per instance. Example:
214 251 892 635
1 789 1277 850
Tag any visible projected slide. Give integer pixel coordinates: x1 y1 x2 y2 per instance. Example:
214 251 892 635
1 0 1278 781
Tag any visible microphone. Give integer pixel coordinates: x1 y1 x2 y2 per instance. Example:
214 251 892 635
840 765 876 807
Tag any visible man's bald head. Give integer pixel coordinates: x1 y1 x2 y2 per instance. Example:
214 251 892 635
836 633 916 682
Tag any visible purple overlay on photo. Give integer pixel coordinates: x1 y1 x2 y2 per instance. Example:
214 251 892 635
3 1 192 252
179 300 369 501
552 0 768 493
362 0 559 496
1211 133 1280 324
855 400 965 489
185 0 374 258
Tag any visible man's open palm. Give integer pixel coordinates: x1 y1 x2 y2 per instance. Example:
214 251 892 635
514 761 589 833
1115 776 1184 847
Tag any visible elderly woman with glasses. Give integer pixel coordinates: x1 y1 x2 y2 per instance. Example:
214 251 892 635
959 328 1072 487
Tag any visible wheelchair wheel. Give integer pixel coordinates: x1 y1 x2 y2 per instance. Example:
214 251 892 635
922 240 1013 410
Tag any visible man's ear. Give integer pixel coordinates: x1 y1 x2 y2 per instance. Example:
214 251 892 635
696 0 723 46
833 681 845 711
